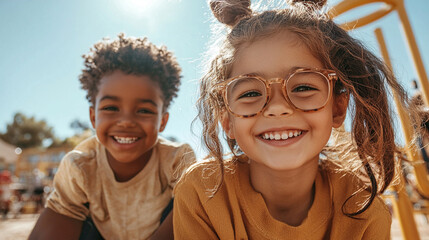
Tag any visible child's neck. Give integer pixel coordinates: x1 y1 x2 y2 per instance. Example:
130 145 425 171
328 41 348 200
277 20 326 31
249 159 318 226
106 149 153 182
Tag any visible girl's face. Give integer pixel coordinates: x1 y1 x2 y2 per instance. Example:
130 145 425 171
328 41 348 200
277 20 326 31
222 31 346 171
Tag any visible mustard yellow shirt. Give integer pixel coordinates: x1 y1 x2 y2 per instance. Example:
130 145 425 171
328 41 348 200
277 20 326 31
174 159 391 240
47 136 195 240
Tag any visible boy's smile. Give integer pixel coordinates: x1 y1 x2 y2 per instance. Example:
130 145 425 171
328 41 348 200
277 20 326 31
223 31 344 172
90 70 168 170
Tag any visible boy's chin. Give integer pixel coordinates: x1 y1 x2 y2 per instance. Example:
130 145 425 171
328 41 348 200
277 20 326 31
107 148 154 165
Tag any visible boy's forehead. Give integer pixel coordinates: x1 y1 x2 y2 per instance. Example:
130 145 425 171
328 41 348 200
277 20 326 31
98 71 161 91
94 71 165 104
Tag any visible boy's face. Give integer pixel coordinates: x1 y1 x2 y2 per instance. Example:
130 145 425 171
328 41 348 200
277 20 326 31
90 70 168 164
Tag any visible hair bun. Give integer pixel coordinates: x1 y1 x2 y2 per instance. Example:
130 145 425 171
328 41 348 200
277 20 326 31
289 0 327 8
210 0 252 27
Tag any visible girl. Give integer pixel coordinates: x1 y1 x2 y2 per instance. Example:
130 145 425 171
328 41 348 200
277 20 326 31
174 0 413 239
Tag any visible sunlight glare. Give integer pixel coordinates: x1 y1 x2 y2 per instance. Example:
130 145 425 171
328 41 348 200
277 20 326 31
117 0 162 18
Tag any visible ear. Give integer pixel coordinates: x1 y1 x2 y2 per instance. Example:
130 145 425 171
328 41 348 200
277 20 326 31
220 112 235 139
89 107 96 129
159 112 169 132
332 94 349 128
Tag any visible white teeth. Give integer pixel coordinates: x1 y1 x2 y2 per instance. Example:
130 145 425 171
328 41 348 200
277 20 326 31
281 133 288 139
261 130 302 140
113 136 139 144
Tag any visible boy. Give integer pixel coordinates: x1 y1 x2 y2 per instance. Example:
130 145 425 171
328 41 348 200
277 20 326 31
29 34 195 240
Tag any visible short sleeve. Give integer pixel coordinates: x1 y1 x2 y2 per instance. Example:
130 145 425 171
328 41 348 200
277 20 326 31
173 165 219 240
361 197 392 240
168 143 196 189
46 151 90 221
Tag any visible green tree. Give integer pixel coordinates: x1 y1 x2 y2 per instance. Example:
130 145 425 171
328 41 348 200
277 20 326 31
0 113 57 149
70 119 90 134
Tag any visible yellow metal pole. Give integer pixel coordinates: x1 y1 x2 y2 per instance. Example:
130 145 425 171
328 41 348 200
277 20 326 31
389 0 429 198
328 2 429 238
374 26 429 197
375 27 420 240
395 0 429 106
390 179 421 240
329 0 429 106
328 1 393 30
329 0 429 205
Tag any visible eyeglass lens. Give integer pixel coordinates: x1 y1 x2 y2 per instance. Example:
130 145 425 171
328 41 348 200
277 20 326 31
226 72 330 116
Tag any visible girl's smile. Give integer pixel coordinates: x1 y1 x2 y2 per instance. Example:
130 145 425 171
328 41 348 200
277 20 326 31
223 30 344 172
259 129 303 140
175 1 401 237
258 129 306 147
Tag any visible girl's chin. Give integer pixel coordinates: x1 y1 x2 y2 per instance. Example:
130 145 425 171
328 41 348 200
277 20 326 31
249 155 318 171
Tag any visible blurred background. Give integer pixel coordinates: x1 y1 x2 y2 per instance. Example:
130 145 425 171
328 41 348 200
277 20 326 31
0 0 428 239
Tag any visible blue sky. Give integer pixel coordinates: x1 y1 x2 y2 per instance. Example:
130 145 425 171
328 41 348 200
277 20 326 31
1 0 428 158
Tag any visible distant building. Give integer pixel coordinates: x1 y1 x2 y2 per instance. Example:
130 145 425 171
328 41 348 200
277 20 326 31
15 146 72 179
15 130 94 179
0 139 18 172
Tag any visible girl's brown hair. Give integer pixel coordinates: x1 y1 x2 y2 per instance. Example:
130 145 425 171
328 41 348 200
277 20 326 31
197 0 414 217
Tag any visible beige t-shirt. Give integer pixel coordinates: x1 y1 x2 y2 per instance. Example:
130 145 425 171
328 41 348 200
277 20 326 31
47 136 195 240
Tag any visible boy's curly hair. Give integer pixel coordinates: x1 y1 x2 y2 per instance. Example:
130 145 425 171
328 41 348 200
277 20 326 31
79 33 182 110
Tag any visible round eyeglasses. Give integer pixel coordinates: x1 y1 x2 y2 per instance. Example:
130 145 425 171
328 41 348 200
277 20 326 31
212 68 338 118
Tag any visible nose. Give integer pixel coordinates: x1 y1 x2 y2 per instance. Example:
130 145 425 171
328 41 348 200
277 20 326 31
116 114 137 128
263 84 294 118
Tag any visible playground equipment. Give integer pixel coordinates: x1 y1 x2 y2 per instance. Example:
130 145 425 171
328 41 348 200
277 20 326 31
328 0 429 239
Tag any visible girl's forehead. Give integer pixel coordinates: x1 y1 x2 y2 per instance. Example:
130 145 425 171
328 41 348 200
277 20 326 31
230 31 322 78
233 31 305 65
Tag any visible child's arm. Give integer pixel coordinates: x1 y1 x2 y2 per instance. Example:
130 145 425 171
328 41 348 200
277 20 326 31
28 207 83 240
149 211 173 240
361 197 392 240
173 190 218 239
173 170 219 240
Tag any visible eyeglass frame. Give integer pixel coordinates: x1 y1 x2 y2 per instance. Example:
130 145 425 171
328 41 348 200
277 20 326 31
212 68 338 118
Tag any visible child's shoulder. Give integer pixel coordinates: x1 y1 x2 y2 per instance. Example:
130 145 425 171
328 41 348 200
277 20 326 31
61 136 100 169
156 137 195 158
182 157 236 179
178 158 221 184
156 137 196 171
174 157 236 200
321 162 391 219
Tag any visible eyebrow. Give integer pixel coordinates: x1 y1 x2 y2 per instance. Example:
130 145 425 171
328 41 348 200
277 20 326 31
99 95 119 102
137 99 158 107
99 95 158 107
246 66 309 79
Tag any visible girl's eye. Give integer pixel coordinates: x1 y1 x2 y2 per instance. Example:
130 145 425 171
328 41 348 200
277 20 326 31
238 91 262 99
100 106 118 111
292 85 318 92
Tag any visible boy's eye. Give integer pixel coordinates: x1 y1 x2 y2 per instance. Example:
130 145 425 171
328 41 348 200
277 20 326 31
137 108 156 114
100 106 118 111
